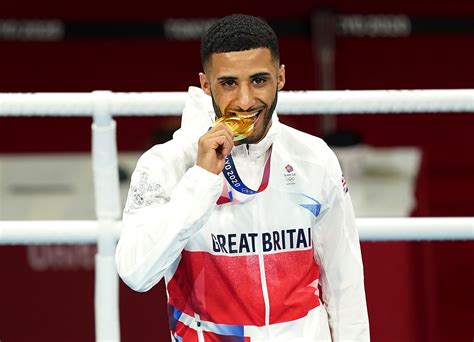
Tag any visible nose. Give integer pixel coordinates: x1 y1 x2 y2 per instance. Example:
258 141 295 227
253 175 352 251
234 84 256 111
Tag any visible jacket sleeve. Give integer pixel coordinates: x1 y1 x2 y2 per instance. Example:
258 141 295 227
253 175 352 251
312 149 370 341
115 145 223 292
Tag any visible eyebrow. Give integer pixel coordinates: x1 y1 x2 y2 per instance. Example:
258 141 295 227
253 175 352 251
217 72 272 82
217 76 238 82
250 72 272 79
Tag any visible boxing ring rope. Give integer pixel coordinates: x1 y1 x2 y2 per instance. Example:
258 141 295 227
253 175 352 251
0 218 472 244
1 89 474 115
0 89 473 342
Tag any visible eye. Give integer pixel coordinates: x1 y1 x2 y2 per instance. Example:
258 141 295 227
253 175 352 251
252 77 267 86
220 79 236 87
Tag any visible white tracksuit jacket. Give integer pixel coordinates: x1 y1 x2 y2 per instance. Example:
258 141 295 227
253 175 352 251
116 87 370 342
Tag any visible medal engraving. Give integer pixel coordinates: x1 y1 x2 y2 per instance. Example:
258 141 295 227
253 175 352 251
214 116 255 141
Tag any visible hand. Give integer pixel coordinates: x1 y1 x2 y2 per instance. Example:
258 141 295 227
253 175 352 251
196 123 234 175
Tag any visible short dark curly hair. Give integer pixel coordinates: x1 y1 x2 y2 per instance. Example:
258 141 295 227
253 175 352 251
200 14 280 71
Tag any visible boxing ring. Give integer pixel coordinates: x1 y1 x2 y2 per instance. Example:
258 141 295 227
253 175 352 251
0 89 473 341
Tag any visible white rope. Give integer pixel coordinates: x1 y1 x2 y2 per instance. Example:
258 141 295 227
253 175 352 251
357 217 474 241
0 218 472 244
0 221 121 244
0 89 473 115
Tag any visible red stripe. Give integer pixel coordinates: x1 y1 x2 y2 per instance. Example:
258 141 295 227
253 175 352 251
168 251 265 326
167 249 320 327
264 248 320 324
174 321 198 341
217 179 232 205
257 151 272 192
203 331 251 341
216 195 231 205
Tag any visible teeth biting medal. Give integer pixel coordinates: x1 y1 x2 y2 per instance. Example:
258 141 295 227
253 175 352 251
214 110 259 141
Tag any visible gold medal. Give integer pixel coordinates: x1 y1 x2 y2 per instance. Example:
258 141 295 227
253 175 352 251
215 115 255 141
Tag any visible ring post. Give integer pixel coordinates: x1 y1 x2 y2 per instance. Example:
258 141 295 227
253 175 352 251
92 90 121 341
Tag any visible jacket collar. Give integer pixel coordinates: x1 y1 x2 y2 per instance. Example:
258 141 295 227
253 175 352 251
232 114 280 158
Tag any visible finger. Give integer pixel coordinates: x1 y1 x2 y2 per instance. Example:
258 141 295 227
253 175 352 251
204 126 234 148
210 122 234 140
221 133 234 156
214 123 235 145
210 135 233 156
214 127 234 153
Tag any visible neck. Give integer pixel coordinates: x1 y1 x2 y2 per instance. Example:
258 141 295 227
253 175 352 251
234 120 273 146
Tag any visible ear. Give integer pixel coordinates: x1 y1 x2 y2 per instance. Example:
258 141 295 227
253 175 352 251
277 64 286 91
199 72 212 96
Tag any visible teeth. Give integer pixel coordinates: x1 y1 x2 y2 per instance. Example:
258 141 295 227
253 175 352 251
226 110 261 118
247 110 261 117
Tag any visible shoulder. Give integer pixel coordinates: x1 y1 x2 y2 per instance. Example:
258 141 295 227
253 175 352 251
136 138 191 173
124 139 189 213
278 123 338 167
274 124 349 202
277 123 344 190
131 137 194 192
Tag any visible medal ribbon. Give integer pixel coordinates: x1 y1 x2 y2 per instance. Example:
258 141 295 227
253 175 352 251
218 148 271 203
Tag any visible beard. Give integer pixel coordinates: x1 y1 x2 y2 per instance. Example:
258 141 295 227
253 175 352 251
211 90 278 145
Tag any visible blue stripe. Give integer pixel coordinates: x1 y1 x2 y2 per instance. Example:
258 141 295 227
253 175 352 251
223 155 258 195
168 305 183 331
206 322 244 337
298 193 321 217
168 305 244 340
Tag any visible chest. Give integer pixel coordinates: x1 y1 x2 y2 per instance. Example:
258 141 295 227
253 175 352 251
186 147 327 255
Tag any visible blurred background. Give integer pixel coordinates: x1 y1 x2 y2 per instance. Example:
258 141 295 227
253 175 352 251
0 0 473 341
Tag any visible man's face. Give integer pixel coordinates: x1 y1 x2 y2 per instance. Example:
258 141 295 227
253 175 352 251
200 48 285 145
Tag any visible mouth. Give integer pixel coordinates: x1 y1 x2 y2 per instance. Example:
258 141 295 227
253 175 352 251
227 108 264 121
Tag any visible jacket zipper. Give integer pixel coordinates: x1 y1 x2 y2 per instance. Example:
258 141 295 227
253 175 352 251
256 196 271 339
195 313 204 341
246 148 271 340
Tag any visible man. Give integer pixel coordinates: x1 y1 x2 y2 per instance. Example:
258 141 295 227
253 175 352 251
116 14 370 341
